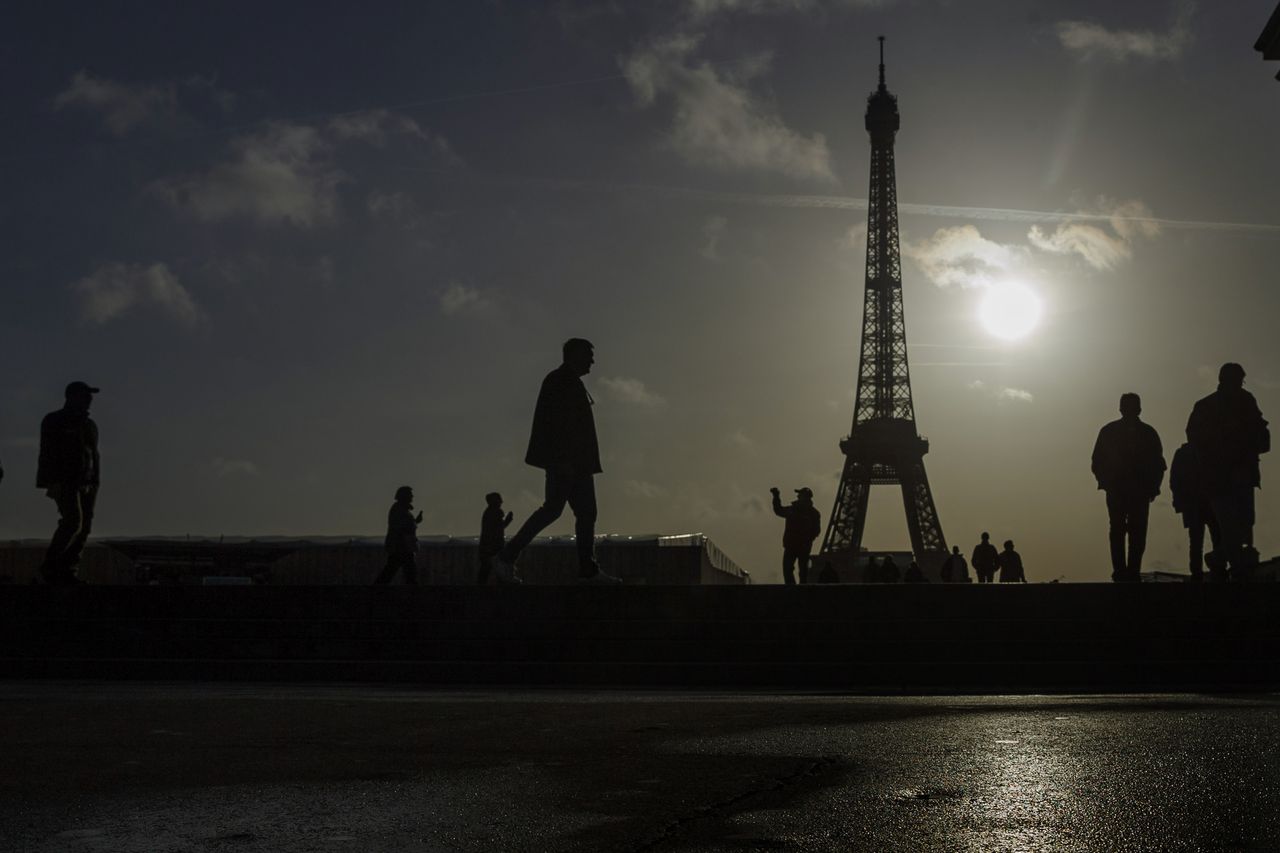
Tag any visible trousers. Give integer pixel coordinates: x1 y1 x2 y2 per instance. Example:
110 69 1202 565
504 468 597 572
41 486 97 583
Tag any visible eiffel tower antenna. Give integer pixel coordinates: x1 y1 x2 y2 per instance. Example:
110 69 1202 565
820 37 948 578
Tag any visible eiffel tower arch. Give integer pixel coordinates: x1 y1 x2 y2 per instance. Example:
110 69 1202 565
820 38 948 579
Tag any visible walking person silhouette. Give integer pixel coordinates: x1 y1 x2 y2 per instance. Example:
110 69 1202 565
971 533 998 584
375 486 421 585
37 381 100 585
1170 438 1220 581
476 492 515 585
1091 393 1166 583
1186 363 1270 579
490 339 621 584
997 540 1026 583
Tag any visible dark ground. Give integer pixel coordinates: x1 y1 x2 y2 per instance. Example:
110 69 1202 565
1 685 1277 852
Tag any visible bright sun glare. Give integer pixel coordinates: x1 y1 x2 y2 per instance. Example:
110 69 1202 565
978 282 1043 341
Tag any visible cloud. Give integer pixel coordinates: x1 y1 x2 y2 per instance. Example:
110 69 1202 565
624 479 669 499
686 0 891 21
700 214 728 260
622 35 833 181
52 71 235 135
72 262 202 326
438 282 489 315
153 122 342 226
212 457 260 478
53 72 175 135
328 109 462 166
1056 2 1193 62
1027 198 1160 271
968 380 1034 404
727 429 759 453
597 376 667 407
904 225 1020 288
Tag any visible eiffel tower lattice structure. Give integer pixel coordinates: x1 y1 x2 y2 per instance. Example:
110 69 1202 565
820 38 948 576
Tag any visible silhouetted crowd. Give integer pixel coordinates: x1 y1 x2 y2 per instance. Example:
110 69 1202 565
12 354 1269 586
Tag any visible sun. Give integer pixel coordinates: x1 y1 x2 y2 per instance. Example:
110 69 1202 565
978 282 1043 341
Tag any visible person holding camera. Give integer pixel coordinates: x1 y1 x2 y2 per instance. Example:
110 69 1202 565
770 486 822 585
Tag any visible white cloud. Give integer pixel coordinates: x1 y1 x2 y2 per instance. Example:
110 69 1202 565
597 376 667 407
1056 2 1193 62
52 72 235 135
438 282 490 316
624 479 669 499
622 35 833 181
72 262 202 326
328 109 462 166
212 457 260 478
53 71 174 135
153 122 342 226
700 214 728 260
968 380 1034 404
727 429 759 453
1027 198 1160 271
904 225 1020 288
367 190 417 219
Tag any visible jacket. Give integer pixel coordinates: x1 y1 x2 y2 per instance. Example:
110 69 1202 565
36 407 99 488
1091 417 1165 499
772 494 822 551
385 502 418 555
524 365 602 474
1186 387 1269 491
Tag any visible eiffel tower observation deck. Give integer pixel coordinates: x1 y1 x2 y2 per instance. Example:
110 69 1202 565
820 38 948 578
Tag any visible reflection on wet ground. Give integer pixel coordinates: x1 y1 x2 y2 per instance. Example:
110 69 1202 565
2 686 1277 851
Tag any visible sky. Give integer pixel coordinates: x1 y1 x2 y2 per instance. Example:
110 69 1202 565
2 0 1278 582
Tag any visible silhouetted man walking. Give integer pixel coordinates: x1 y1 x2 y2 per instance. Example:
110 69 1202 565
971 533 998 584
1092 393 1166 582
1170 439 1220 581
1186 363 1269 579
37 381 100 585
941 545 968 583
770 486 821 585
491 339 620 584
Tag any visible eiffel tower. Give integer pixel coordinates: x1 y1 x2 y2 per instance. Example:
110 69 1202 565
820 38 948 577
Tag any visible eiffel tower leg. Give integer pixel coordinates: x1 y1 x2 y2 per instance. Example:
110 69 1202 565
821 461 871 569
899 458 947 569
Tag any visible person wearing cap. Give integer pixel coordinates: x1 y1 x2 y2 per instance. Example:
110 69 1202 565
769 486 822 585
36 381 101 584
1186 363 1270 579
375 485 422 585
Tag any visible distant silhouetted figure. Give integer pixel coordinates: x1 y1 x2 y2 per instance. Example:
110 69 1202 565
1187 363 1270 579
476 492 515 585
940 545 968 583
1092 393 1166 582
904 560 927 583
817 560 838 583
491 339 620 585
375 486 421 585
770 486 821 585
1170 440 1220 581
971 533 998 584
864 556 880 584
37 381 100 585
997 540 1026 583
881 555 901 584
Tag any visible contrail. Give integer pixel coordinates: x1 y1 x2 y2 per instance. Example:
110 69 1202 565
404 168 1280 235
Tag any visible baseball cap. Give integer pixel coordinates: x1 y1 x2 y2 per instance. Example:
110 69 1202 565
64 381 101 396
794 487 814 499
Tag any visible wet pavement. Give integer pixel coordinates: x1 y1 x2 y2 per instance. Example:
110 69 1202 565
1 685 1277 852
